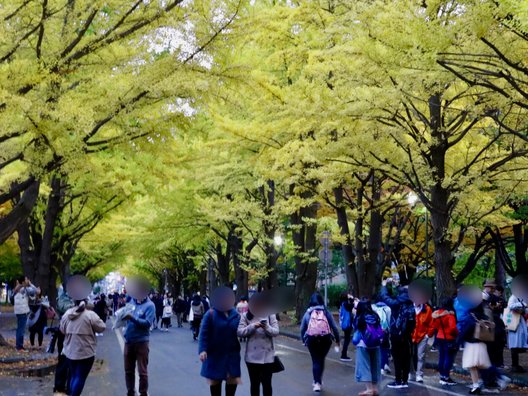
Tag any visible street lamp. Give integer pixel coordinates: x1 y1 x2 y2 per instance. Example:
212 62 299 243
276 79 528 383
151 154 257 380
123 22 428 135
407 192 419 206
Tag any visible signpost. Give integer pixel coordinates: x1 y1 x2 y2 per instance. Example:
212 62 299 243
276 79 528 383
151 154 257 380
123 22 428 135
319 231 332 306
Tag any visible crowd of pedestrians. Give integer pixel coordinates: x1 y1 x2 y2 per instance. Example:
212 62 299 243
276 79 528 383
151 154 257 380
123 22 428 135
8 272 528 396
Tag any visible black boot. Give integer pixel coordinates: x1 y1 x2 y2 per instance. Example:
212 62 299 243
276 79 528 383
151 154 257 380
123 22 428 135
210 384 221 396
225 384 237 396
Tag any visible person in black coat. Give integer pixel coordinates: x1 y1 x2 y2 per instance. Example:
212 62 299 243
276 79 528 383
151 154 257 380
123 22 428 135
94 294 108 323
153 293 164 329
28 300 48 347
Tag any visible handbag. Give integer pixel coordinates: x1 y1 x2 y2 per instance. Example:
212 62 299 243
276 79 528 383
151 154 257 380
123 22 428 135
271 355 285 373
503 307 521 332
472 314 495 342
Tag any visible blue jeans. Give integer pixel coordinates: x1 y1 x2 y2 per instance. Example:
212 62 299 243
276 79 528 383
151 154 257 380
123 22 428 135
437 339 457 379
307 335 332 384
16 313 27 349
68 356 95 396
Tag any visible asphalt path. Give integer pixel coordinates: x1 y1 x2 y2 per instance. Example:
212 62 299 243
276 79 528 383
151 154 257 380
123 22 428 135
116 323 523 396
2 318 525 396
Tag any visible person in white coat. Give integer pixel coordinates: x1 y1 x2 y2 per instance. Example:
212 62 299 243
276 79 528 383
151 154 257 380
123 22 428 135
237 293 280 396
507 277 528 373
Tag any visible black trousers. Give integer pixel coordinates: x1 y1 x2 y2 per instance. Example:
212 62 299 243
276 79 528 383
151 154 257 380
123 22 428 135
54 332 69 393
246 362 273 396
341 328 352 358
391 335 412 383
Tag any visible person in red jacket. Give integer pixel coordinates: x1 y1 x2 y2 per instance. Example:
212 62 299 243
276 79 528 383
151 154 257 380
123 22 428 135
432 298 459 385
411 302 434 382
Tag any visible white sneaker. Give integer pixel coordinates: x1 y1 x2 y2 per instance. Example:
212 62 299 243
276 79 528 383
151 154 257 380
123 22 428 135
313 383 321 392
383 364 391 374
416 375 423 383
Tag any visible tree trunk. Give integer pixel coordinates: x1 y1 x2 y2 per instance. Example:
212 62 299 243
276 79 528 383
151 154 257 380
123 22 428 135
0 180 39 245
513 223 528 275
333 186 358 294
215 243 230 287
36 176 63 297
292 198 318 322
367 174 383 298
231 232 248 299
17 217 38 281
261 180 278 290
428 94 456 301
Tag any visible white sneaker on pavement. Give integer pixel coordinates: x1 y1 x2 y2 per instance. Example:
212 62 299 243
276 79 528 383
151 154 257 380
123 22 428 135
313 383 321 392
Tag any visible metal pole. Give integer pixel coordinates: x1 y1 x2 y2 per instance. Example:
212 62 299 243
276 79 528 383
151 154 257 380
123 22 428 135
425 210 429 278
323 231 330 306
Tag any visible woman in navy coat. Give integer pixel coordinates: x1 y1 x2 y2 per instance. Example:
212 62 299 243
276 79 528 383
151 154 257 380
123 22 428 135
199 287 241 396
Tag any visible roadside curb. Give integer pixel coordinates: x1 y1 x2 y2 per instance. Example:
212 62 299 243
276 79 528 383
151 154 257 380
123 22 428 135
279 329 301 341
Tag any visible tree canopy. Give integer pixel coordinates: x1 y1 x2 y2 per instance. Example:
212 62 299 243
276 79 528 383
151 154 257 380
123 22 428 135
1 0 527 314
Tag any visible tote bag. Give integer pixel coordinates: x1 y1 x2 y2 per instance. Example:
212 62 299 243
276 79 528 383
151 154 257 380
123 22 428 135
503 307 521 331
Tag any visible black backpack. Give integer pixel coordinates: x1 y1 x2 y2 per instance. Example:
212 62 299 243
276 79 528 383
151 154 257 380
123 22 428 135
393 303 416 337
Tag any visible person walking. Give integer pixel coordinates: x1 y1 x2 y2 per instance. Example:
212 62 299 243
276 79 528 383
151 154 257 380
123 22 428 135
411 302 434 383
199 286 241 396
381 279 416 389
481 280 510 390
174 295 186 328
432 298 458 385
93 294 108 337
123 285 156 396
459 302 492 394
191 294 205 340
12 276 38 352
353 300 382 396
237 293 280 396
339 293 354 362
60 299 106 396
300 293 340 393
54 286 75 395
153 293 163 330
161 300 173 332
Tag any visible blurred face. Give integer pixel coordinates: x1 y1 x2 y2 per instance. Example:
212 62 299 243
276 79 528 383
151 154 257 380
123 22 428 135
484 286 495 294
409 280 432 305
212 288 236 312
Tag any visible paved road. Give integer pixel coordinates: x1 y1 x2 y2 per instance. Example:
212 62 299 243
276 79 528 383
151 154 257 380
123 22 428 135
117 324 523 396
1 319 525 395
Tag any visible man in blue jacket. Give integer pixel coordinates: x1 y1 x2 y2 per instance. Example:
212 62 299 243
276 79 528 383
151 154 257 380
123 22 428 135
124 283 155 396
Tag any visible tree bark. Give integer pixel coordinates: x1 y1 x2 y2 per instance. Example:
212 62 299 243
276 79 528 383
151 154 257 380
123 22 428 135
0 180 39 245
258 180 278 290
36 176 63 297
428 94 456 301
292 197 318 322
333 186 358 294
513 223 528 275
367 174 383 298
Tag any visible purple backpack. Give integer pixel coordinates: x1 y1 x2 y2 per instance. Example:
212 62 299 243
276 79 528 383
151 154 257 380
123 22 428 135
362 323 384 348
